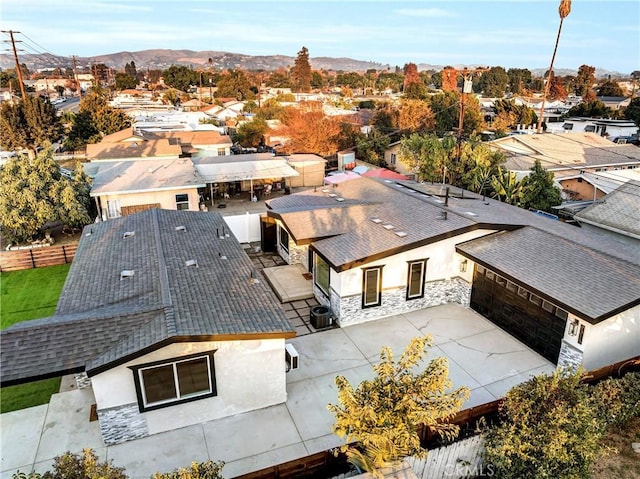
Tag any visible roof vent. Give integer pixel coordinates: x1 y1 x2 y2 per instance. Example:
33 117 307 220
250 270 260 284
328 193 337 198
120 270 135 280
438 211 448 220
465 211 478 217
321 189 329 193
371 218 383 223
218 252 227 260
123 231 135 239
383 224 395 230
335 197 345 202
395 231 408 238
185 259 198 268
175 225 186 232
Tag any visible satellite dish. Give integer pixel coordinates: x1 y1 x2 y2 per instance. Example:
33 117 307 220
353 165 368 174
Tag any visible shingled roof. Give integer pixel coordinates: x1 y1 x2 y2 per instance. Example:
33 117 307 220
267 177 639 319
456 227 640 323
0 209 294 386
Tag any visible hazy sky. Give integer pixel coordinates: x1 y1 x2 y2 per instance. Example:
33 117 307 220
2 0 639 73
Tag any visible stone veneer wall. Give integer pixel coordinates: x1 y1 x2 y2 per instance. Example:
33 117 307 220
317 277 471 327
97 403 149 445
276 232 308 269
557 340 584 370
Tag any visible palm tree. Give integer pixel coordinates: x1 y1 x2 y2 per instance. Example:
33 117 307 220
536 0 572 133
491 167 524 205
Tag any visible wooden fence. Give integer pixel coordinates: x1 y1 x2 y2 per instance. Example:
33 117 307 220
407 435 487 479
0 243 78 271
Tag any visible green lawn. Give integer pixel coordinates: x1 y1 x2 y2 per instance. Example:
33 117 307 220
1 264 71 413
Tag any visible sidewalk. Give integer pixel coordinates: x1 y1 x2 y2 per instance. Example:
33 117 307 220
0 304 554 479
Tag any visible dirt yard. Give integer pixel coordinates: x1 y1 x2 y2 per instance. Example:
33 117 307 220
590 417 640 479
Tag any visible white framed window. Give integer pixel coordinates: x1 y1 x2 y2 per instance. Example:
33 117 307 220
362 266 383 308
279 226 290 253
132 352 216 412
217 148 226 156
107 199 121 219
314 253 330 296
406 259 427 300
175 194 190 210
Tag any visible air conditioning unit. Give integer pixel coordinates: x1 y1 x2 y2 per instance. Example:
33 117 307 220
285 343 299 371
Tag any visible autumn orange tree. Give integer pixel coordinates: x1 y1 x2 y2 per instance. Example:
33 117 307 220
396 99 435 134
275 101 342 155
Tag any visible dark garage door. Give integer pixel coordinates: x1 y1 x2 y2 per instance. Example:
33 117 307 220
469 265 566 364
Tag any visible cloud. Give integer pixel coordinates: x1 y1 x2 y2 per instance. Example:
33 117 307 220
394 8 456 18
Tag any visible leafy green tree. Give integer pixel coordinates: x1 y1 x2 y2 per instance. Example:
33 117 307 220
124 61 137 78
255 98 284 121
215 69 254 100
0 95 62 156
506 68 532 94
597 79 625 97
403 82 428 100
399 133 447 182
328 335 469 475
233 118 269 147
520 159 562 212
151 460 225 479
265 70 292 88
290 46 312 93
484 368 606 479
492 99 537 132
575 64 596 96
0 149 93 244
427 91 459 136
376 72 404 92
161 65 197 93
0 70 18 88
336 72 364 89
567 99 612 118
370 102 397 135
114 72 137 90
355 129 390 166
476 66 509 97
624 97 640 127
491 167 523 205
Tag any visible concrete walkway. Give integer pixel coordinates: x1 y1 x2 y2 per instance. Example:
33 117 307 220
0 304 554 479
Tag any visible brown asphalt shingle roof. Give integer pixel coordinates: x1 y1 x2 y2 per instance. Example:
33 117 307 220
0 209 294 386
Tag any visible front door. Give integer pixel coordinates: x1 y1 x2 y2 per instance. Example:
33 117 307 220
260 215 277 253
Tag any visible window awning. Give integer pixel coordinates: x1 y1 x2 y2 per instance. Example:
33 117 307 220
195 159 300 183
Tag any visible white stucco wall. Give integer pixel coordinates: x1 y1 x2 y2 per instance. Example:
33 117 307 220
581 305 640 370
91 338 286 436
98 188 201 219
330 229 493 297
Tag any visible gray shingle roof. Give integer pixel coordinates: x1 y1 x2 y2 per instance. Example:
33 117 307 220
1 209 294 386
456 227 640 322
574 180 640 238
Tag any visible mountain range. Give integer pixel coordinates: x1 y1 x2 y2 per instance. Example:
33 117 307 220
0 48 623 78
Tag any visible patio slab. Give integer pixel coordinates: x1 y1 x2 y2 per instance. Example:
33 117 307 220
0 304 555 479
262 264 314 302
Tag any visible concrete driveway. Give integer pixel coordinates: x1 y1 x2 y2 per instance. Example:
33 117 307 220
1 304 554 479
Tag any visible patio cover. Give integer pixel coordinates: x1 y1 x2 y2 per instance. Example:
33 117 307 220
194 158 299 183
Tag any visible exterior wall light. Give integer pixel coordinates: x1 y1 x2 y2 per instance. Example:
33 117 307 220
568 319 579 336
459 259 468 273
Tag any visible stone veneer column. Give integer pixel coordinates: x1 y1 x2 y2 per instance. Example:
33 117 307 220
97 403 149 445
74 372 92 389
557 341 584 370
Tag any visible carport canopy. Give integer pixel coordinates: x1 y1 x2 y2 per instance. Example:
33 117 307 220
194 157 300 183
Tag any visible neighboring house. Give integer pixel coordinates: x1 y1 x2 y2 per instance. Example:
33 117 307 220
383 141 416 178
145 130 233 156
0 209 295 445
597 96 631 110
558 169 640 201
265 177 639 370
573 179 640 245
489 132 640 178
85 158 206 220
86 138 182 161
547 118 639 140
286 154 327 187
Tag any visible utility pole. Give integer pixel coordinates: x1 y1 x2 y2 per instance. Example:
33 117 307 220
2 30 27 100
72 55 82 101
456 67 489 163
